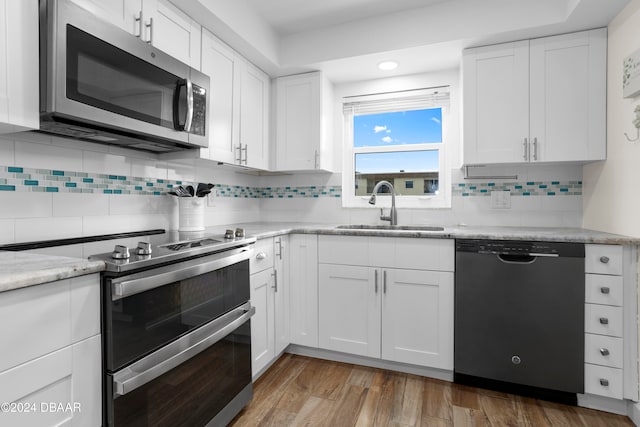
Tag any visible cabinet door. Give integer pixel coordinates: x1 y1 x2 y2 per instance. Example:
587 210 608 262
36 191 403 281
200 29 239 163
69 0 142 33
530 29 606 162
143 0 201 69
275 72 321 170
462 41 530 164
319 265 380 358
250 268 275 376
289 234 319 347
240 61 270 169
381 269 454 369
274 236 290 355
0 0 39 133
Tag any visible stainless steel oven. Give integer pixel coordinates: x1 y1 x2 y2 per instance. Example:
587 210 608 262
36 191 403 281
92 235 255 426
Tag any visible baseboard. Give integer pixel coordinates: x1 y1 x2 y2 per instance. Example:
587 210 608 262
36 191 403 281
577 393 629 416
285 344 453 381
631 401 640 427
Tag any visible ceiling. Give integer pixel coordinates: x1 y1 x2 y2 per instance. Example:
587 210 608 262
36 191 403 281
183 0 631 84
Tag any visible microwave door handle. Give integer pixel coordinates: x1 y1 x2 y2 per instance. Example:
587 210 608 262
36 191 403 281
173 78 187 131
184 78 194 133
113 303 255 397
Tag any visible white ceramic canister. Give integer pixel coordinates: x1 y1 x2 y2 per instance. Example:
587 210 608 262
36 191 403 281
178 197 205 231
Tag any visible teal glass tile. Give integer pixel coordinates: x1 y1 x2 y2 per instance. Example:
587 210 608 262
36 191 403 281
104 189 113 194
117 176 126 180
24 180 38 186
560 188 569 192
480 189 488 193
114 190 122 194
515 185 523 189
156 179 164 183
45 187 58 192
526 181 534 185
487 183 495 187
146 182 153 187
552 181 560 185
52 170 64 176
462 193 469 196
539 185 547 189
547 192 556 196
65 182 77 188
7 167 23 173
523 192 531 196
83 178 94 183
135 186 143 191
108 175 118 180
0 185 16 191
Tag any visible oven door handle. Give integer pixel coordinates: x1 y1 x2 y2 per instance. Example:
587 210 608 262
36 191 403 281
112 302 255 397
111 248 251 300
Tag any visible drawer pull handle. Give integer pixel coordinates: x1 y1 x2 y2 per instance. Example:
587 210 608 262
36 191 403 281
600 286 610 294
599 256 610 264
599 378 609 387
256 252 267 260
599 317 609 325
599 348 610 356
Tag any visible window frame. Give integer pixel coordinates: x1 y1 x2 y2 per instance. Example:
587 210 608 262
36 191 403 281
341 88 451 209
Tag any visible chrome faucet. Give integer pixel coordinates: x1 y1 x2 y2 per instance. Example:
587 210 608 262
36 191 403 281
369 180 398 226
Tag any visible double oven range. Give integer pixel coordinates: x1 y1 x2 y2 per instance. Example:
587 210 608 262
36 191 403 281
90 232 256 426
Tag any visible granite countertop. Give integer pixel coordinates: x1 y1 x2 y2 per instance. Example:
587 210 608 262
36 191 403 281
1 222 637 295
0 252 105 293
217 222 640 245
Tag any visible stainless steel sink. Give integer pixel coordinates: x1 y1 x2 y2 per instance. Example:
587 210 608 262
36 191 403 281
336 224 445 232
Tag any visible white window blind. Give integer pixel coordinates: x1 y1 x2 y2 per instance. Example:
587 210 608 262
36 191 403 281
343 87 450 115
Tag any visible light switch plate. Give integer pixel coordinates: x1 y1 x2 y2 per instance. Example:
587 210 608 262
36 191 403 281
491 190 511 209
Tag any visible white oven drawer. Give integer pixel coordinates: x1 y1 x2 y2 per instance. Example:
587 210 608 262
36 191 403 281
584 364 623 399
584 334 623 368
585 245 623 275
585 304 623 337
585 274 623 306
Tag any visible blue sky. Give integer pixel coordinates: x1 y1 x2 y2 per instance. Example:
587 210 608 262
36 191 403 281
354 108 442 173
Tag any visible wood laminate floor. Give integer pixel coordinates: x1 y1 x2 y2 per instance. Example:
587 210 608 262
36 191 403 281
230 354 634 427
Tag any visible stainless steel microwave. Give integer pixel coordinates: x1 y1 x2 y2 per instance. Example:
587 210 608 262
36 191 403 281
39 0 209 153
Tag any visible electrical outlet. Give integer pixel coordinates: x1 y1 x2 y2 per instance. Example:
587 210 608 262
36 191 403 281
490 190 511 209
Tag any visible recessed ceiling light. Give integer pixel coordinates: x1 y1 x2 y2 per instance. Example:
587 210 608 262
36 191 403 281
378 61 398 71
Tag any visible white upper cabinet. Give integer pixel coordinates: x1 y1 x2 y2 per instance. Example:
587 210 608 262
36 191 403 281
200 29 240 164
239 60 270 170
0 0 39 133
463 28 606 165
199 30 269 168
72 0 201 69
274 71 334 172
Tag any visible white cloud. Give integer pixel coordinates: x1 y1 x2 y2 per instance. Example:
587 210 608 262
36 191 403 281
374 125 387 133
431 117 441 124
381 136 393 143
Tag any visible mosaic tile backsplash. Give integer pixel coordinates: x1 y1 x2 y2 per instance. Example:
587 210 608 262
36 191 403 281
0 165 580 198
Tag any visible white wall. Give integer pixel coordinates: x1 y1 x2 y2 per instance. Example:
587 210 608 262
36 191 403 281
0 131 260 256
583 0 640 237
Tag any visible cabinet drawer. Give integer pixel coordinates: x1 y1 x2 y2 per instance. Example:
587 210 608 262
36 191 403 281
584 304 623 337
250 238 274 274
585 274 623 306
585 334 623 368
584 364 623 399
585 245 623 275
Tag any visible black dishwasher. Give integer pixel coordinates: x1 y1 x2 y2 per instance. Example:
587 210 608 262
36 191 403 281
454 239 584 404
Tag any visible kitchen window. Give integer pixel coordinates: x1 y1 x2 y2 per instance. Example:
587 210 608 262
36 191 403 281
342 88 450 208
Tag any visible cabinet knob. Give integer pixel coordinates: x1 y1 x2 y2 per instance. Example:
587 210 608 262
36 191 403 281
599 317 609 325
599 348 610 356
599 256 610 264
600 286 610 294
599 378 609 387
256 252 267 260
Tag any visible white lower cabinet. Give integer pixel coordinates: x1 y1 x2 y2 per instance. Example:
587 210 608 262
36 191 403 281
289 234 319 347
318 236 454 370
249 236 289 378
0 274 101 427
319 264 453 369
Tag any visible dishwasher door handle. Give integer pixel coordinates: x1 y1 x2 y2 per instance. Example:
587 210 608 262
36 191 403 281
497 254 537 264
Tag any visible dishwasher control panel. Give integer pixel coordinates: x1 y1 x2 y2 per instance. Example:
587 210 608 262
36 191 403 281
455 239 584 257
